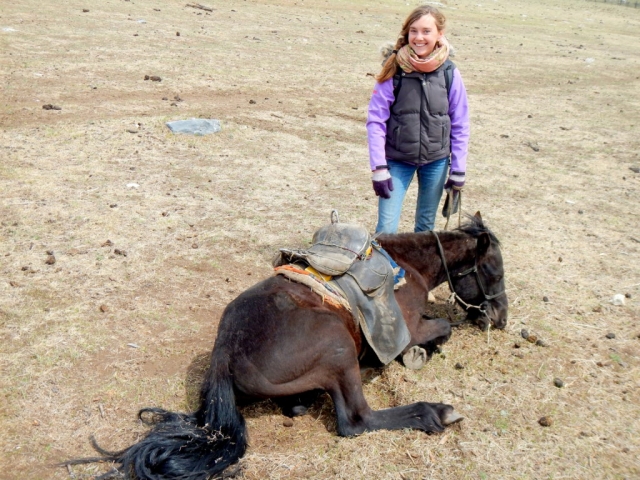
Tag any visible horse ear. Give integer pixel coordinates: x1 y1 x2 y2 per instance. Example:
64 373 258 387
477 232 491 255
474 211 483 222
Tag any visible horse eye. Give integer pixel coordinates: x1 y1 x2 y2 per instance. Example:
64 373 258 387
480 265 494 275
481 267 502 285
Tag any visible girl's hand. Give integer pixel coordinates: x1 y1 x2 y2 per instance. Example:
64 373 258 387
372 168 394 199
444 171 465 190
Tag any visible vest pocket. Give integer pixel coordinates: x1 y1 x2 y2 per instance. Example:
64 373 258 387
386 117 398 147
392 125 401 148
443 122 451 146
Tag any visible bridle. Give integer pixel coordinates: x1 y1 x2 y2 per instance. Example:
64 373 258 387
432 231 506 321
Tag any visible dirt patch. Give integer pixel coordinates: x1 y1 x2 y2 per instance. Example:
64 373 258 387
1 0 639 479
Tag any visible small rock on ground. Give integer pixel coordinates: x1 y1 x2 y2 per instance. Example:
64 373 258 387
611 294 625 306
538 416 553 427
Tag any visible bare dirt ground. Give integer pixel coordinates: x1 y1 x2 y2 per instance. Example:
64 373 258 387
1 0 639 478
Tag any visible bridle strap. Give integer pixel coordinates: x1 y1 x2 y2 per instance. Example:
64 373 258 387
432 232 481 312
432 231 505 311
433 230 457 295
452 265 505 301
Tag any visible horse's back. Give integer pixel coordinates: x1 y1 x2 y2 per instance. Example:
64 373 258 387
217 275 339 331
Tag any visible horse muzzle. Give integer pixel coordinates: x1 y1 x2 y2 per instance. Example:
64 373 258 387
485 298 508 329
467 300 508 330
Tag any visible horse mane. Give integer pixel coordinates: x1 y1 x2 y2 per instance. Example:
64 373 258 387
454 214 501 247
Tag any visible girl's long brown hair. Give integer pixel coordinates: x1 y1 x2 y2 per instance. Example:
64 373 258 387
376 6 446 83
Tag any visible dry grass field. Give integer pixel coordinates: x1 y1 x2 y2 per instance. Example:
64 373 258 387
1 0 639 478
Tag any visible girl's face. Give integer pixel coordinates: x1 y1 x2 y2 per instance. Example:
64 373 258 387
408 14 442 58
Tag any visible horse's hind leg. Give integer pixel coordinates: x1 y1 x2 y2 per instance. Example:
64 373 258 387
274 389 323 418
326 362 461 437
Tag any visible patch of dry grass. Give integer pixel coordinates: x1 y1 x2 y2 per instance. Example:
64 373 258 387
1 0 639 479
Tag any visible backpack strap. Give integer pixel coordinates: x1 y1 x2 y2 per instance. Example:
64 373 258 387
391 70 403 109
443 59 456 97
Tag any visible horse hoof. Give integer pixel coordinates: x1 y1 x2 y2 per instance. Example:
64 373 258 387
442 410 464 426
402 346 427 370
290 405 308 417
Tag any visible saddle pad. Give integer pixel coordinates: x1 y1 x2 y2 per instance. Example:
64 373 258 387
305 265 332 282
274 265 351 311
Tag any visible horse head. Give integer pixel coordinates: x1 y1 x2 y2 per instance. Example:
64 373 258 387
449 213 508 330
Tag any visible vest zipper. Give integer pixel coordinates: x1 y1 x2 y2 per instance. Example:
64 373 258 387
421 74 429 162
418 73 429 161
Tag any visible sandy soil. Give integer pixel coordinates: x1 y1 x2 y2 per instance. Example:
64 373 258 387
1 0 639 478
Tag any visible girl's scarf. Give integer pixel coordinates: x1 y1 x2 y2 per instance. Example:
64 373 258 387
396 36 450 74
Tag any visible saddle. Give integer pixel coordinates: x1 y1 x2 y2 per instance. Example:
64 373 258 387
274 212 410 365
279 212 371 276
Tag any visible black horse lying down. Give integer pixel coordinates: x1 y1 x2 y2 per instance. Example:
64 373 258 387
64 213 507 480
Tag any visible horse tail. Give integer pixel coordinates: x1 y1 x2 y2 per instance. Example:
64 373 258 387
64 355 247 480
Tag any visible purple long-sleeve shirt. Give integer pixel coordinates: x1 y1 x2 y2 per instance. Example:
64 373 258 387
366 68 470 172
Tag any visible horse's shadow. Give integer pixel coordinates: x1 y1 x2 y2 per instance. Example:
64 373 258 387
422 298 467 324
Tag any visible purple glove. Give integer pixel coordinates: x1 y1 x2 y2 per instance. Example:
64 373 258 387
372 169 394 199
444 171 465 191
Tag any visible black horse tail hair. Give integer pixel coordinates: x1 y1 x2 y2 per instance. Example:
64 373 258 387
61 356 247 480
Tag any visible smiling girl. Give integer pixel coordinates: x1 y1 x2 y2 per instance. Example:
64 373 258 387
367 5 469 234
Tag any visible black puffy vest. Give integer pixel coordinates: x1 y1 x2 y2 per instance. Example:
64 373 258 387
385 60 454 165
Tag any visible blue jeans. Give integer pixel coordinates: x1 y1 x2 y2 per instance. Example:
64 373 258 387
376 158 449 234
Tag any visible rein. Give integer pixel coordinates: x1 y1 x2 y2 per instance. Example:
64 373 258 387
442 190 462 231
431 231 505 325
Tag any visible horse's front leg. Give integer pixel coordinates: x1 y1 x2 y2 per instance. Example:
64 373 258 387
413 317 452 349
326 362 462 437
402 317 451 369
